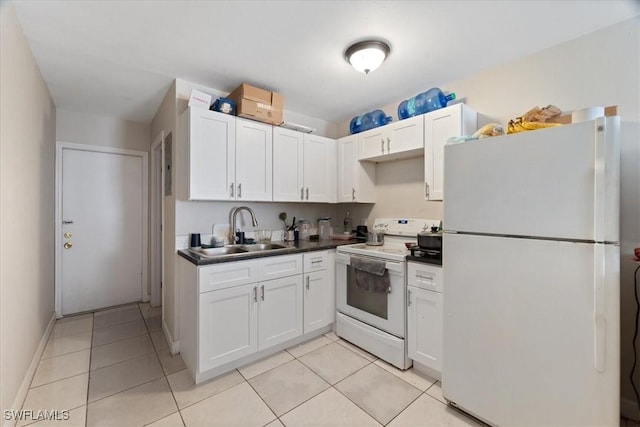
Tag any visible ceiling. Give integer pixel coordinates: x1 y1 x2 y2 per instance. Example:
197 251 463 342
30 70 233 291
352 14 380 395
11 0 640 124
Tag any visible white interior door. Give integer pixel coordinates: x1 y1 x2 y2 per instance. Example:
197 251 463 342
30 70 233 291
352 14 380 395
60 146 145 315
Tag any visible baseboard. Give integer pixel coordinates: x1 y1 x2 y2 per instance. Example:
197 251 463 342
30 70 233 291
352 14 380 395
622 397 640 421
4 312 56 427
162 319 180 356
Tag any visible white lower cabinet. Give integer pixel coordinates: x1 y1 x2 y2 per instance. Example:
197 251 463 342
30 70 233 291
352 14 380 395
303 250 335 334
180 251 335 383
407 261 443 379
199 284 257 372
258 275 303 350
303 270 329 333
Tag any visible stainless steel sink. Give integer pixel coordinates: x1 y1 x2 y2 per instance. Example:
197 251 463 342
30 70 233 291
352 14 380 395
188 243 289 259
240 243 287 252
190 246 248 257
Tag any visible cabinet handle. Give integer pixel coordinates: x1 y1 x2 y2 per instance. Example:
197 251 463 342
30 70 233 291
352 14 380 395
387 137 390 152
300 187 304 200
230 183 234 198
62 220 74 225
306 275 310 290
408 289 412 306
425 182 430 198
253 286 257 302
306 187 309 200
352 188 356 201
311 259 323 264
387 285 392 294
260 285 264 301
380 138 385 153
238 183 242 199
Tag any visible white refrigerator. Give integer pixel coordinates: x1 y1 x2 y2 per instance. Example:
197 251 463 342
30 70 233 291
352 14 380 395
442 116 620 426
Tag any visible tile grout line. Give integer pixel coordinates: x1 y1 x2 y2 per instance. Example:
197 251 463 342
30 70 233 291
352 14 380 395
83 312 94 427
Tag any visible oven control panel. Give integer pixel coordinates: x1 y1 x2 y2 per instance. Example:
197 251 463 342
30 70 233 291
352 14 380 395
372 218 440 237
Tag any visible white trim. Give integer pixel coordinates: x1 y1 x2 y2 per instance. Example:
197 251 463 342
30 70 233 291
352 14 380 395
150 133 164 307
55 141 148 316
4 313 56 427
163 319 180 355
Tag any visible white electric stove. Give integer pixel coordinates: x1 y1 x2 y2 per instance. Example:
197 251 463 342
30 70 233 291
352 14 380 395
335 218 439 369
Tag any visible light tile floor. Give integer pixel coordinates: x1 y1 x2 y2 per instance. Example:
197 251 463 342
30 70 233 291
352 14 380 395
18 302 634 426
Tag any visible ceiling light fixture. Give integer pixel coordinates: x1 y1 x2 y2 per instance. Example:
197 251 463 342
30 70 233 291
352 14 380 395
345 40 390 74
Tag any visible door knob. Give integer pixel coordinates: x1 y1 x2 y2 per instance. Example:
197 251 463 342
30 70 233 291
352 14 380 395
63 242 73 249
64 232 72 238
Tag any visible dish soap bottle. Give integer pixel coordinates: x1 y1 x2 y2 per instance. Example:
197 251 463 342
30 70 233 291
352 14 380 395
343 212 352 234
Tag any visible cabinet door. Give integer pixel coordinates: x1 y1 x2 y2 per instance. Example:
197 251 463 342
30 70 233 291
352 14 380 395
387 115 424 155
407 286 442 374
303 135 336 203
424 104 476 201
199 284 257 372
338 135 376 203
303 270 329 334
235 118 272 201
273 127 304 202
337 136 356 202
187 109 235 200
258 276 303 350
358 128 386 160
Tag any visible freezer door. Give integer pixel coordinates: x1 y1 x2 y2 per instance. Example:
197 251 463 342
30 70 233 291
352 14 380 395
442 233 619 426
443 117 619 242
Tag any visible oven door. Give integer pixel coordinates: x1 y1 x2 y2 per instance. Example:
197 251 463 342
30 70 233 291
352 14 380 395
336 252 406 338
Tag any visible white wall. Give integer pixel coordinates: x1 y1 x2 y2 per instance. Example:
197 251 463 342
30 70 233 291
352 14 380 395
0 1 56 414
338 16 640 417
56 109 150 152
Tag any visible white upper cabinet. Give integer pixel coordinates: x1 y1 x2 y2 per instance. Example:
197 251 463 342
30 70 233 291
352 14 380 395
182 108 236 201
273 128 336 203
235 118 273 201
337 135 375 203
304 134 336 203
273 128 304 202
358 115 424 162
424 104 477 201
179 108 272 201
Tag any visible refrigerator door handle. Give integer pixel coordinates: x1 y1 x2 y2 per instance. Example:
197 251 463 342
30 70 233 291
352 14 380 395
594 243 605 372
593 117 605 243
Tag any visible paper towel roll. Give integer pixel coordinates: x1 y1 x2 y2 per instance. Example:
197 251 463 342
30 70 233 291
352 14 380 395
572 106 604 123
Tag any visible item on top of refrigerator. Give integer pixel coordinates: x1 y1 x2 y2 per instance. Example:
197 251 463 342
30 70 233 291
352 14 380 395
507 105 563 134
446 123 505 145
349 110 392 134
397 87 456 120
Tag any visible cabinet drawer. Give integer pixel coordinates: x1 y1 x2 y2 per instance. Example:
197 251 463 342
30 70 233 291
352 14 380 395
258 254 303 281
407 262 443 293
199 260 258 293
303 251 329 272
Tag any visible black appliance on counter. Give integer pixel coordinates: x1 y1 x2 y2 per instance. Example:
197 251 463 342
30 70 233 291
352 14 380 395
406 226 442 265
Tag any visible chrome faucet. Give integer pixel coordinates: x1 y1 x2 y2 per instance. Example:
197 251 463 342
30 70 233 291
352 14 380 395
230 206 259 243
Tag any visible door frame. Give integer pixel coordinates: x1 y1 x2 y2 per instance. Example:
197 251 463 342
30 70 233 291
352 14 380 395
150 133 164 307
55 141 148 318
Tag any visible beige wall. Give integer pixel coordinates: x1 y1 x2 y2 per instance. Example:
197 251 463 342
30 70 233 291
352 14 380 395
0 1 57 413
56 109 150 152
338 17 640 416
150 81 178 344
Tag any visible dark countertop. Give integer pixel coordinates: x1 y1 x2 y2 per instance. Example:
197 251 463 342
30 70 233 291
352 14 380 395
177 239 359 266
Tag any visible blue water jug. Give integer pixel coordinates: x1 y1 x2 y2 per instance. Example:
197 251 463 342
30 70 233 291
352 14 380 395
397 88 456 120
349 110 392 134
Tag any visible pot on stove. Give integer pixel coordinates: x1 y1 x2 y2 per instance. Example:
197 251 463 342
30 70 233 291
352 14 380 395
366 231 384 246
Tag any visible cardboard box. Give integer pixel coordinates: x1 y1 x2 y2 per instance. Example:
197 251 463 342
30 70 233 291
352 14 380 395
227 83 283 125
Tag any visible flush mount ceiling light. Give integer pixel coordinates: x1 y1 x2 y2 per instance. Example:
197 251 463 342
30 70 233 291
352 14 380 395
345 40 390 74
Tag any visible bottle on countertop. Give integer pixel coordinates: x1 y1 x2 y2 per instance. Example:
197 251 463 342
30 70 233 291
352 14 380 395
397 88 456 120
343 212 352 234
